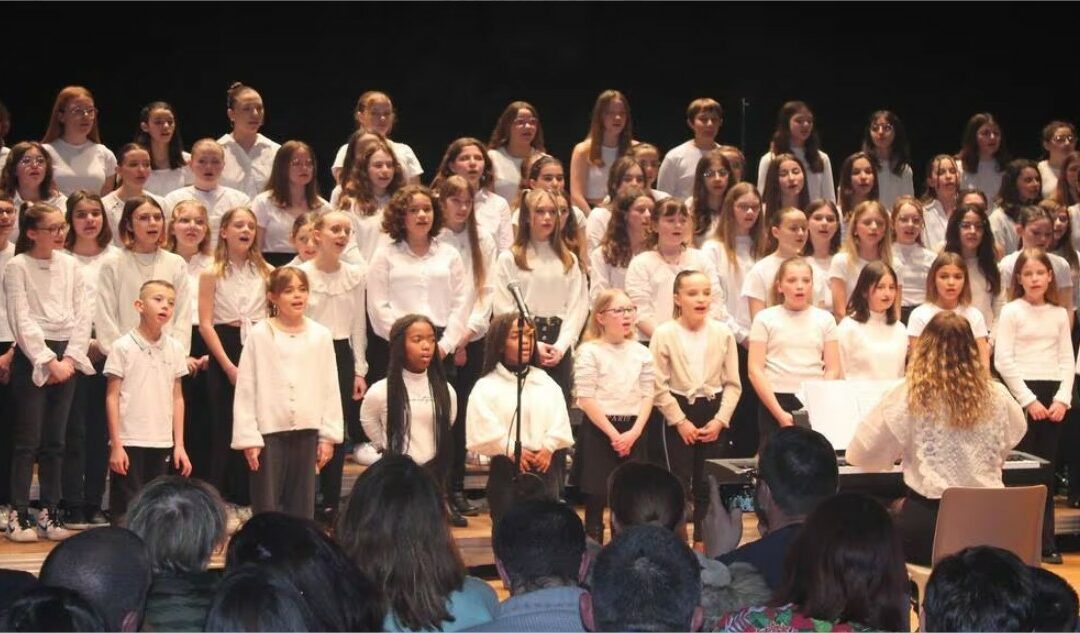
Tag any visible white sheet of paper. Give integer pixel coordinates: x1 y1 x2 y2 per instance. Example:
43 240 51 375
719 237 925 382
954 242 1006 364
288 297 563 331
797 379 902 450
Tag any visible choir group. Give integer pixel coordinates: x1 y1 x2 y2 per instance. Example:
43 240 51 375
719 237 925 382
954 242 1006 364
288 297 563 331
1 84 1078 552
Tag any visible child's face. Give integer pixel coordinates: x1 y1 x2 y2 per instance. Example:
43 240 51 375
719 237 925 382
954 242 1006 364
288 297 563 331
635 152 660 185
596 293 636 339
118 150 151 190
1017 167 1042 203
172 206 208 251
655 211 690 247
502 320 535 366
1046 127 1076 158
854 210 887 248
602 99 628 135
16 147 46 188
626 196 653 235
733 193 761 233
777 263 812 309
617 165 646 193
130 203 164 249
440 189 473 230
529 199 558 242
531 164 565 194
959 192 986 210
704 160 730 198
403 321 437 373
674 273 711 323
359 97 394 136
367 150 395 195
720 150 744 183
849 158 875 197
778 160 805 201
404 194 435 241
136 285 176 328
788 109 814 145
71 199 105 243
1053 208 1070 243
28 210 67 251
1066 160 1080 195
935 264 965 304
191 149 224 184
314 213 352 257
220 211 257 253
228 90 265 136
141 107 176 145
690 110 721 140
1018 258 1052 299
976 123 1001 155
1022 218 1054 250
0 201 15 240
291 224 317 261
271 277 309 320
869 116 895 152
510 108 539 147
958 211 984 252
288 148 314 189
929 159 958 195
893 204 922 245
60 96 96 139
451 145 485 187
867 275 897 314
772 212 808 254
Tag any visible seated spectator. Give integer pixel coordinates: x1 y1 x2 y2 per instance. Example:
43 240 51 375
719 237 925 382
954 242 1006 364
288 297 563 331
1031 567 1078 632
0 569 38 612
702 426 839 590
226 511 383 631
606 462 771 627
581 524 704 632
922 545 1035 632
337 454 498 631
0 586 106 632
204 564 317 632
717 492 910 632
467 499 588 632
124 476 227 632
38 526 152 632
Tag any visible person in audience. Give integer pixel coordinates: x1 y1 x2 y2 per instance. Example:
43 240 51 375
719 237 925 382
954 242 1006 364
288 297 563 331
717 492 910 632
606 462 772 629
0 569 38 613
38 526 153 632
0 586 106 632
226 511 383 631
847 311 1027 564
203 564 318 633
124 475 227 632
466 499 587 632
337 454 498 631
1030 567 1079 632
580 524 703 632
703 426 839 590
921 545 1034 632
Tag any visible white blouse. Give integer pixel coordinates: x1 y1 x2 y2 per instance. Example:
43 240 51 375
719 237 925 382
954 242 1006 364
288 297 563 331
44 139 117 196
209 262 268 344
756 146 836 203
184 253 213 326
4 251 94 386
574 339 655 416
366 239 469 356
162 185 250 251
101 190 165 247
588 246 631 305
894 243 936 307
876 160 915 208
217 133 280 198
493 242 588 354
474 189 514 253
0 242 14 342
488 146 528 203
959 158 1004 205
332 139 423 182
360 370 458 466
1038 160 1060 200
906 303 988 340
340 200 391 265
96 248 192 355
625 248 728 341
251 191 332 253
966 256 1004 335
749 304 837 394
836 313 907 380
466 363 575 456
145 152 192 197
994 299 1074 408
920 199 951 251
298 260 368 377
438 227 497 342
988 207 1020 256
701 236 757 343
585 145 620 201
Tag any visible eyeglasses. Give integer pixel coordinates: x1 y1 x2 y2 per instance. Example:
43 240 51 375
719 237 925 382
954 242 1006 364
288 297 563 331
704 169 729 179
36 223 69 235
66 106 97 118
603 307 638 316
977 129 1001 139
513 117 539 128
0 206 16 217
735 202 761 213
1053 134 1076 145
870 123 894 133
19 156 46 167
290 160 314 168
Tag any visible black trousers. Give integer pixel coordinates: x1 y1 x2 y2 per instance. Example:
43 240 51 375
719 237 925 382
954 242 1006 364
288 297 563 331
663 394 728 539
582 415 646 538
1060 319 1080 499
61 364 108 510
898 488 939 566
108 446 170 521
900 304 917 326
1017 379 1062 554
449 337 485 493
207 325 249 505
252 429 318 519
757 393 804 442
486 452 566 526
729 344 760 458
317 339 355 512
183 326 213 483
0 341 14 506
11 341 76 510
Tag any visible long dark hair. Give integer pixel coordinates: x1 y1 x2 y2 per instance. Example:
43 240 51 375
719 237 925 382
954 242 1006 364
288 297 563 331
958 112 1010 173
481 312 536 376
690 149 734 242
997 158 1040 218
845 261 899 324
860 110 910 176
135 101 186 170
943 202 1001 296
774 493 910 632
762 153 810 217
769 101 824 173
385 315 453 468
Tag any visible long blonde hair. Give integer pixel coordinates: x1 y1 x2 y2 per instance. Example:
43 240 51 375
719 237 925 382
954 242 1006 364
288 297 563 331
906 311 991 428
842 200 894 263
582 288 634 342
211 207 272 280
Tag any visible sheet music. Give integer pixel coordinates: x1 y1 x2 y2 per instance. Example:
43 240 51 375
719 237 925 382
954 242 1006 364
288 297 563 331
797 379 902 450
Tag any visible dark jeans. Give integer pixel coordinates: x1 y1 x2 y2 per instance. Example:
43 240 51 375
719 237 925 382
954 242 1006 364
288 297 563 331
207 325 248 505
1018 380 1063 554
62 366 108 510
449 338 485 493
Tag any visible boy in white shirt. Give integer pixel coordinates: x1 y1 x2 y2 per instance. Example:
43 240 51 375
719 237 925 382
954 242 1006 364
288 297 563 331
104 280 191 521
657 98 723 199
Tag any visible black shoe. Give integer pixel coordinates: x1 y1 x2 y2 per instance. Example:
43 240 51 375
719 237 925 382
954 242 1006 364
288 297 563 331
64 506 89 530
450 491 479 517
314 506 337 530
448 505 468 528
86 507 108 527
1043 550 1064 565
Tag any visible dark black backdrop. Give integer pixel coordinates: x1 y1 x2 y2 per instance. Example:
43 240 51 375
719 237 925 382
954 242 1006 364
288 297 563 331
4 3 1074 191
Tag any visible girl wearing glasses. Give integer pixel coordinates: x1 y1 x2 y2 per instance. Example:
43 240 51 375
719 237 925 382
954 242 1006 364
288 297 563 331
5 202 94 542
942 200 1004 334
687 149 735 248
990 159 1043 257
756 101 835 204
958 112 1010 204
829 201 898 321
1 142 68 240
217 82 280 198
861 110 914 208
575 288 655 543
1039 122 1077 200
41 86 116 197
891 197 936 323
251 140 332 267
135 101 191 197
487 101 545 203
101 144 164 247
331 91 423 186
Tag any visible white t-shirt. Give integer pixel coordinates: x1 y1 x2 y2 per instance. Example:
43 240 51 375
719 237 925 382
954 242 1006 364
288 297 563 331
217 133 280 198
1038 160 1060 200
162 185 250 251
103 329 188 447
876 159 915 208
145 151 193 197
332 139 423 182
44 139 117 195
906 303 989 339
574 339 655 417
894 243 936 307
586 145 620 201
836 313 907 380
756 146 836 203
828 251 904 299
959 158 1004 205
749 304 837 394
488 146 528 203
251 191 332 253
988 207 1020 256
657 140 718 199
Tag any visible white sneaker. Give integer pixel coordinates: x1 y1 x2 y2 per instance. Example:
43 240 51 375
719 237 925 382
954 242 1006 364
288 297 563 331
6 509 38 543
352 443 382 466
0 505 9 534
37 507 74 541
225 504 253 534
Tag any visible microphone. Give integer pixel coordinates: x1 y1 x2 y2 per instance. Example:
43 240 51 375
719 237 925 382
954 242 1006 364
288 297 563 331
506 281 532 321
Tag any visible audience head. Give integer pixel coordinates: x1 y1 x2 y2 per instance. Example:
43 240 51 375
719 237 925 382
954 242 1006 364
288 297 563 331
582 524 703 632
755 427 838 529
922 545 1034 632
38 526 152 632
337 454 466 631
227 511 383 632
775 492 909 632
204 564 317 633
608 461 686 534
1031 566 1079 632
124 475 227 574
494 499 587 595
0 586 106 632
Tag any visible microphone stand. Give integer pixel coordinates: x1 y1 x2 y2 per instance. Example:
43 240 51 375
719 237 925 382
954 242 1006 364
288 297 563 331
513 311 526 474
